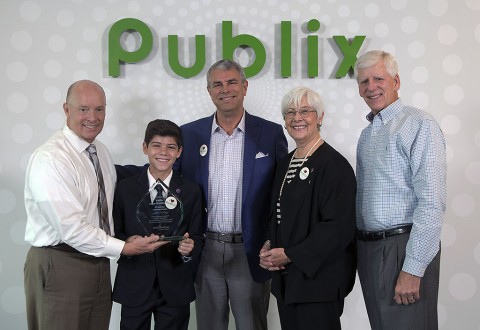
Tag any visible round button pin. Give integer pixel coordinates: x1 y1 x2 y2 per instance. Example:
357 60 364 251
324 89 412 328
200 144 208 157
165 197 178 209
299 167 309 180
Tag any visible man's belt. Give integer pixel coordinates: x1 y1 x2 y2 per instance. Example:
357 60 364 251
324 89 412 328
44 243 107 260
356 224 413 241
46 243 81 253
206 231 243 243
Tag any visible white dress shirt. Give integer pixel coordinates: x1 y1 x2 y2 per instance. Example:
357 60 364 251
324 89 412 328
207 112 245 234
147 168 173 202
24 126 124 259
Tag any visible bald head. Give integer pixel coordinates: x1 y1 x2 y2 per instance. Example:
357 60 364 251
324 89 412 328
66 80 105 104
63 80 107 143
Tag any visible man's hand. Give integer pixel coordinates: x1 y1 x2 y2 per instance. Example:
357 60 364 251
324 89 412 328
178 233 194 256
125 235 141 243
394 270 421 305
121 234 168 256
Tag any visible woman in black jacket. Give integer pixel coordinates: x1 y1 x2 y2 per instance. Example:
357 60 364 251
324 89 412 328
259 86 357 330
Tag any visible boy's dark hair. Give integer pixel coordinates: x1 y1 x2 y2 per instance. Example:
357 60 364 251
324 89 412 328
144 119 183 148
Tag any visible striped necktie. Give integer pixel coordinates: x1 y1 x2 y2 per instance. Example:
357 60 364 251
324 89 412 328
86 144 110 235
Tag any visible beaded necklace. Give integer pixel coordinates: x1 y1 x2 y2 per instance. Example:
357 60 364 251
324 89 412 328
278 136 322 198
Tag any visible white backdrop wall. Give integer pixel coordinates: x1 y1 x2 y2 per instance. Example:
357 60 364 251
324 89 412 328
2 0 480 329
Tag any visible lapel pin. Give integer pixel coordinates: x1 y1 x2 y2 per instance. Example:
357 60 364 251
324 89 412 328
165 197 178 209
299 167 309 180
200 144 208 157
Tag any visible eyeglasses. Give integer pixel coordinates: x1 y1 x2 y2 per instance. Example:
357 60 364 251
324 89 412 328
283 107 317 119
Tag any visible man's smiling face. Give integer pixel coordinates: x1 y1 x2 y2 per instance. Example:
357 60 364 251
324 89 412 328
357 61 400 115
63 81 106 143
207 68 248 115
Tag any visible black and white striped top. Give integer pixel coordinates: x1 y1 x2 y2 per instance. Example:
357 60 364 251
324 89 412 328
276 157 309 224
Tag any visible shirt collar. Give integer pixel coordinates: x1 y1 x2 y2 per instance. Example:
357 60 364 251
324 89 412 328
147 168 173 191
62 125 93 153
210 110 246 135
366 98 403 125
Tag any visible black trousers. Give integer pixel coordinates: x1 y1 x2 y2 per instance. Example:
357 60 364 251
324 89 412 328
277 298 344 330
120 277 190 330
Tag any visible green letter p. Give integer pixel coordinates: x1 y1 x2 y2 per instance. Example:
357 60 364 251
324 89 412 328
108 18 153 77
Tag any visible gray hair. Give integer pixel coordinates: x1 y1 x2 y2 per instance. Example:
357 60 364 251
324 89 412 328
206 59 246 87
354 50 399 81
281 86 324 120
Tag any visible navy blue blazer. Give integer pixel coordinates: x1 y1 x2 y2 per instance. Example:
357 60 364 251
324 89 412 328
112 169 205 307
174 111 288 282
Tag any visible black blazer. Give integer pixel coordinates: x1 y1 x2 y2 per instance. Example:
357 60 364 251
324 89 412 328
269 142 357 304
112 169 205 307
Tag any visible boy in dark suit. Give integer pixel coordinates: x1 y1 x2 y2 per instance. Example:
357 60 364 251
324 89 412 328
112 119 205 330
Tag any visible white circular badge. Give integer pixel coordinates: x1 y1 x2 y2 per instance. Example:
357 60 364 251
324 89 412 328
299 167 309 180
165 197 178 209
200 144 208 157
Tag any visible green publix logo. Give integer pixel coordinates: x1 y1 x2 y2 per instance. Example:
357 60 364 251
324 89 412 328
108 18 366 79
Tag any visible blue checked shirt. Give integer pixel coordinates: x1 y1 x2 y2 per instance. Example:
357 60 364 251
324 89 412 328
356 98 446 277
207 113 245 234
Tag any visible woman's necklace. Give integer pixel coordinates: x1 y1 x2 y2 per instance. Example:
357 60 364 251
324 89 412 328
278 137 322 198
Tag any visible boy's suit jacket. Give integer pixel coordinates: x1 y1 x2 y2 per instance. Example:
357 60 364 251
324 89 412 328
112 169 205 307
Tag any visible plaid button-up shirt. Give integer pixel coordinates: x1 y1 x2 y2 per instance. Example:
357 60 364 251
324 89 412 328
356 98 446 276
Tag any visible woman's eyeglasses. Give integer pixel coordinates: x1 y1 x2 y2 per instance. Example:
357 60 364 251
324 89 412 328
283 107 317 119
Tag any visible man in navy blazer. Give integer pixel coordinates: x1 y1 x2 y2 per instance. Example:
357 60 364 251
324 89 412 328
113 120 205 330
174 60 288 330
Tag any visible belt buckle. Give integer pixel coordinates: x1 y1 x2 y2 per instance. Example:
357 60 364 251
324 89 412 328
366 231 376 240
368 231 385 240
218 233 230 243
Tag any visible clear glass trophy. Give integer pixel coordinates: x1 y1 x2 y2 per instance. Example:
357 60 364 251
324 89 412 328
136 178 185 241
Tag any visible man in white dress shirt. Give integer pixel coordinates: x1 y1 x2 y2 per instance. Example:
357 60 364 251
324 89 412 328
23 80 165 330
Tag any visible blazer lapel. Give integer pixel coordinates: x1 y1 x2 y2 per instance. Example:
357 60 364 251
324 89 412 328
136 168 150 192
166 172 185 234
168 171 183 197
242 112 260 204
198 115 214 202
